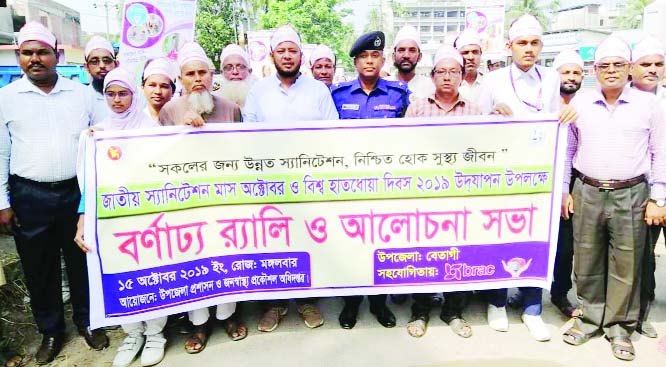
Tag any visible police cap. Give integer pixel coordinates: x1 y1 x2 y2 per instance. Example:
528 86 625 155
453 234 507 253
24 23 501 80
349 31 385 58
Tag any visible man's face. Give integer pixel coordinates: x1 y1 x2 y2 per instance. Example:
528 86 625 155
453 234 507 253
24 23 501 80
393 40 421 74
430 58 462 96
85 49 117 81
311 57 335 85
488 62 501 71
142 74 173 110
508 36 542 70
458 44 482 74
354 50 384 79
221 54 250 81
558 64 583 95
179 60 213 94
271 41 302 78
631 54 666 92
18 40 58 83
595 56 630 90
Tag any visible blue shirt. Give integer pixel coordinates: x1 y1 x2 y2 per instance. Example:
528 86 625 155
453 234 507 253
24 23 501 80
243 73 339 122
331 78 411 119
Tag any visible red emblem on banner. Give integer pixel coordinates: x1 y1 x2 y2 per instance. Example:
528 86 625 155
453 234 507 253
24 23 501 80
108 146 122 160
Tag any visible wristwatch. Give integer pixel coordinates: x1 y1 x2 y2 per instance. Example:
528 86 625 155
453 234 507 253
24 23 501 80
650 199 666 207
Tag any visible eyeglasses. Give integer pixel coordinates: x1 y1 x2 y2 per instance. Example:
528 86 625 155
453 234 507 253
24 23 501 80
104 90 132 99
433 69 461 76
222 64 248 72
88 57 115 66
595 62 628 71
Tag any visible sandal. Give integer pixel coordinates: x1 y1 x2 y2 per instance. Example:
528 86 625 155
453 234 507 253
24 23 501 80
606 336 635 361
223 315 248 341
406 314 429 338
184 323 209 354
562 327 591 346
448 317 473 338
4 355 28 367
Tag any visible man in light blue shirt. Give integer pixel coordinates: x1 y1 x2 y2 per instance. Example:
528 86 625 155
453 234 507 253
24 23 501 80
84 35 118 120
242 27 338 123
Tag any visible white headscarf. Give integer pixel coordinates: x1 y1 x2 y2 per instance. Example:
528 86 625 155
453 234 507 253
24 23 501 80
553 49 584 70
632 35 665 62
393 25 421 49
310 44 336 66
220 44 250 66
178 42 213 69
18 22 56 49
433 45 464 67
85 35 114 59
508 14 543 42
594 36 631 64
270 25 301 50
99 68 157 130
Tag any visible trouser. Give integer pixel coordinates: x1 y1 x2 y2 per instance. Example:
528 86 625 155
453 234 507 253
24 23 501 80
343 295 386 309
486 287 542 315
551 217 574 299
9 175 89 335
572 178 646 338
122 317 168 336
188 303 236 326
640 225 662 321
261 298 319 310
412 292 470 318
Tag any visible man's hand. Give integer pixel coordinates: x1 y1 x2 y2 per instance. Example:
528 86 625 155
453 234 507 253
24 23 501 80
74 214 90 253
0 208 14 234
645 201 665 226
491 103 513 117
183 111 205 127
87 126 104 136
559 105 578 124
561 193 574 219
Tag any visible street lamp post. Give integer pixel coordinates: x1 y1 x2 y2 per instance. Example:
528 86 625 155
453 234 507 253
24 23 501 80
93 0 119 40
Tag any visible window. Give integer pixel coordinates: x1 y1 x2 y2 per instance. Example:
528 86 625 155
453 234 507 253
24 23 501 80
447 10 459 17
420 11 431 17
447 24 457 32
433 25 444 32
421 26 431 32
434 11 445 18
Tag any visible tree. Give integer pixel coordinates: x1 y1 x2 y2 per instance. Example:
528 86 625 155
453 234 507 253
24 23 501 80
505 0 560 31
195 0 245 69
615 0 654 29
259 0 355 70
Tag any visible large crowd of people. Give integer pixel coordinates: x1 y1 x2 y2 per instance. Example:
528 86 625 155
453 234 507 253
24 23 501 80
1 12 666 365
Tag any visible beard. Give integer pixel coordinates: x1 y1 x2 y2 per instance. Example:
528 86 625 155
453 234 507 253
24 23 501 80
92 78 104 94
394 59 416 74
560 82 582 95
187 89 215 116
217 77 256 107
276 64 300 78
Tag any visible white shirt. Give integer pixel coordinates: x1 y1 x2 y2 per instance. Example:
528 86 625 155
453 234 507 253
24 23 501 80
243 74 339 122
459 72 484 103
478 63 560 116
0 76 101 209
89 83 109 121
386 74 435 103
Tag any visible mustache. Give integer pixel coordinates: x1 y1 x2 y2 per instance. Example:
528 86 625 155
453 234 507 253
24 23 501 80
28 63 44 69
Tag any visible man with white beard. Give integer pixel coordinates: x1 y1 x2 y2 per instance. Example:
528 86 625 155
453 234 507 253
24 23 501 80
213 44 258 107
160 42 241 127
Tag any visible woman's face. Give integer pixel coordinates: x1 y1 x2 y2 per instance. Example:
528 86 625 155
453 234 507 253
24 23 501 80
104 84 133 113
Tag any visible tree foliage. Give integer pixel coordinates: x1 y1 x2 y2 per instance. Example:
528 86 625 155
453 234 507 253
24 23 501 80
195 0 244 69
259 0 355 70
505 0 560 31
615 0 654 29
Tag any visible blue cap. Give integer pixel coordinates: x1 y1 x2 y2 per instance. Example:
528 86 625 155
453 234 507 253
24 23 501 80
349 31 385 58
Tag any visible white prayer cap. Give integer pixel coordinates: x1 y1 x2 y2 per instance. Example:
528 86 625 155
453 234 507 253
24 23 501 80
455 29 481 50
433 45 464 67
508 14 543 42
104 67 136 94
220 44 250 66
594 36 631 64
393 25 421 49
18 21 56 49
553 49 583 70
270 25 301 50
310 44 335 66
632 35 665 62
143 57 177 82
85 35 114 59
177 42 211 69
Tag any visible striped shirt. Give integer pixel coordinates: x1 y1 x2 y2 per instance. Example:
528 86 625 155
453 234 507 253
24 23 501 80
564 86 666 200
0 76 101 209
405 94 482 117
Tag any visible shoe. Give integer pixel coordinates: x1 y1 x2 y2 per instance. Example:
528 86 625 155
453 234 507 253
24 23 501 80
35 334 63 365
257 307 287 332
78 326 110 350
551 296 580 318
430 294 443 307
370 305 396 328
522 313 551 341
112 334 144 367
141 333 166 366
297 303 324 329
390 294 408 305
487 304 509 332
637 321 658 338
338 304 359 329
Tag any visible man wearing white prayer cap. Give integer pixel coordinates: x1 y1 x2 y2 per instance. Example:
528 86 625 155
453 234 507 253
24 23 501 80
553 49 584 105
630 35 666 340
387 25 434 101
561 34 666 361
141 57 177 121
0 21 108 364
214 44 257 107
84 35 118 118
455 29 484 102
309 44 336 86
478 13 578 342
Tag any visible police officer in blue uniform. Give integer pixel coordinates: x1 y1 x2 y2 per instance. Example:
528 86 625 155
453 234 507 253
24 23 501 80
332 31 410 330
